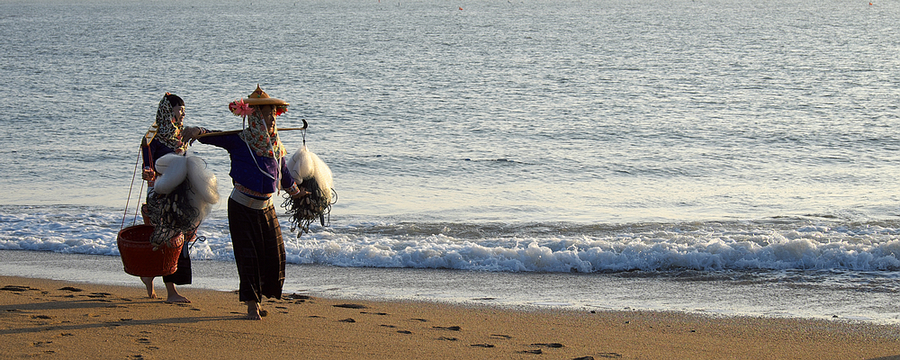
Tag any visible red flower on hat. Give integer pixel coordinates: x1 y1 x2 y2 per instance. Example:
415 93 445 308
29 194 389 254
229 99 254 117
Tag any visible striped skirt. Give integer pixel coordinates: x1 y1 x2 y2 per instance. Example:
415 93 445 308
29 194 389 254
227 198 286 303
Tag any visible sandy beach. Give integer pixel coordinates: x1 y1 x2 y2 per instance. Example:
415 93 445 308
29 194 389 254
0 276 898 359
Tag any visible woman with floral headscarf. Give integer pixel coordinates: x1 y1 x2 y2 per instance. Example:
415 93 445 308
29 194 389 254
139 92 193 304
184 85 305 320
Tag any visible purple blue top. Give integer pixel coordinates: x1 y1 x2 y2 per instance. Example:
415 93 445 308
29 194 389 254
198 133 298 199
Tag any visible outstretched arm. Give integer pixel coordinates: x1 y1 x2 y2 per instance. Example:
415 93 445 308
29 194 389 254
183 126 204 141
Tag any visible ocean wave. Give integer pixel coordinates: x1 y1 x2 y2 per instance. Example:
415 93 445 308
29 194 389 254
3 206 900 274
285 222 900 272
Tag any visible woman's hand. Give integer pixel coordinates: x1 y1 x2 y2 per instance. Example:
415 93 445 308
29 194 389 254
141 166 156 181
182 126 202 141
291 188 311 199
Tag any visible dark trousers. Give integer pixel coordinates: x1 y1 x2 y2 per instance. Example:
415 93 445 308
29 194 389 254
227 198 286 303
162 247 192 285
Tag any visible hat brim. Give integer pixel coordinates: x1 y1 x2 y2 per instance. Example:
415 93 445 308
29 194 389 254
244 97 289 106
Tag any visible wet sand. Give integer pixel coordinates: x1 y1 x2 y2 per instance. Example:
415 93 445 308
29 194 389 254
1 275 899 360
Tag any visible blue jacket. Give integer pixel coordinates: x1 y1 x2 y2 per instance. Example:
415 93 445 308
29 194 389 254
142 138 176 171
198 133 297 198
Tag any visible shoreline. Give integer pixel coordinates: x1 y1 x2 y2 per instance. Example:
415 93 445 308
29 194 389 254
2 276 899 359
3 249 897 327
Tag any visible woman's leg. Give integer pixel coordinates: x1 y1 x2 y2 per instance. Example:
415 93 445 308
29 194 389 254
162 238 192 303
228 199 265 305
140 277 156 298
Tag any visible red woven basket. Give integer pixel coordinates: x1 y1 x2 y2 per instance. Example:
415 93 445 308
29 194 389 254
117 224 183 277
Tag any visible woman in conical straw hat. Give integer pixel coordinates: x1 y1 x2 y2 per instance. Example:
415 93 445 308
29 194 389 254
139 92 194 304
184 85 305 320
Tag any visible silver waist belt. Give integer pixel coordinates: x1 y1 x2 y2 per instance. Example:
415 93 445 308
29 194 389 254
230 188 273 210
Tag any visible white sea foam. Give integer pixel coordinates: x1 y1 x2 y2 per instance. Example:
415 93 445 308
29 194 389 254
3 207 900 275
4 206 900 324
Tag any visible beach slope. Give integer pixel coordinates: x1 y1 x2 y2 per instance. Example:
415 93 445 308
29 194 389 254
1 276 898 360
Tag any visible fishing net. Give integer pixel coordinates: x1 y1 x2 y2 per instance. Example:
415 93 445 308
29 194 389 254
282 178 336 236
146 181 199 250
281 122 336 237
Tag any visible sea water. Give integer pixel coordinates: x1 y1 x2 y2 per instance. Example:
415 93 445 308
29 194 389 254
2 0 900 324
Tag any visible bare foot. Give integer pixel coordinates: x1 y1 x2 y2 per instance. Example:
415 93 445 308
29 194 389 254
246 301 263 320
166 294 191 303
140 277 157 299
164 283 190 303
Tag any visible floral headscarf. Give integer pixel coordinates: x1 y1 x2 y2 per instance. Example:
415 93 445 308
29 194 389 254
239 109 286 159
145 93 187 153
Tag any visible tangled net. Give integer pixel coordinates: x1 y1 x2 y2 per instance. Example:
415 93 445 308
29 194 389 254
146 180 199 250
282 177 337 236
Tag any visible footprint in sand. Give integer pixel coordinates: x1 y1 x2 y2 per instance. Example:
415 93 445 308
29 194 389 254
397 330 412 334
437 337 458 341
470 343 495 348
31 315 52 320
2 285 39 292
339 318 356 323
432 325 461 331
522 343 564 355
361 311 388 316
86 293 111 301
490 334 512 339
333 303 367 309
58 287 83 292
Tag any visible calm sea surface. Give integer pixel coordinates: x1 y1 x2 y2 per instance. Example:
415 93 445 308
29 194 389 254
2 0 900 324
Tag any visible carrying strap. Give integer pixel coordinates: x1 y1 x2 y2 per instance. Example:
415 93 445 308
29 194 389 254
121 145 147 231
